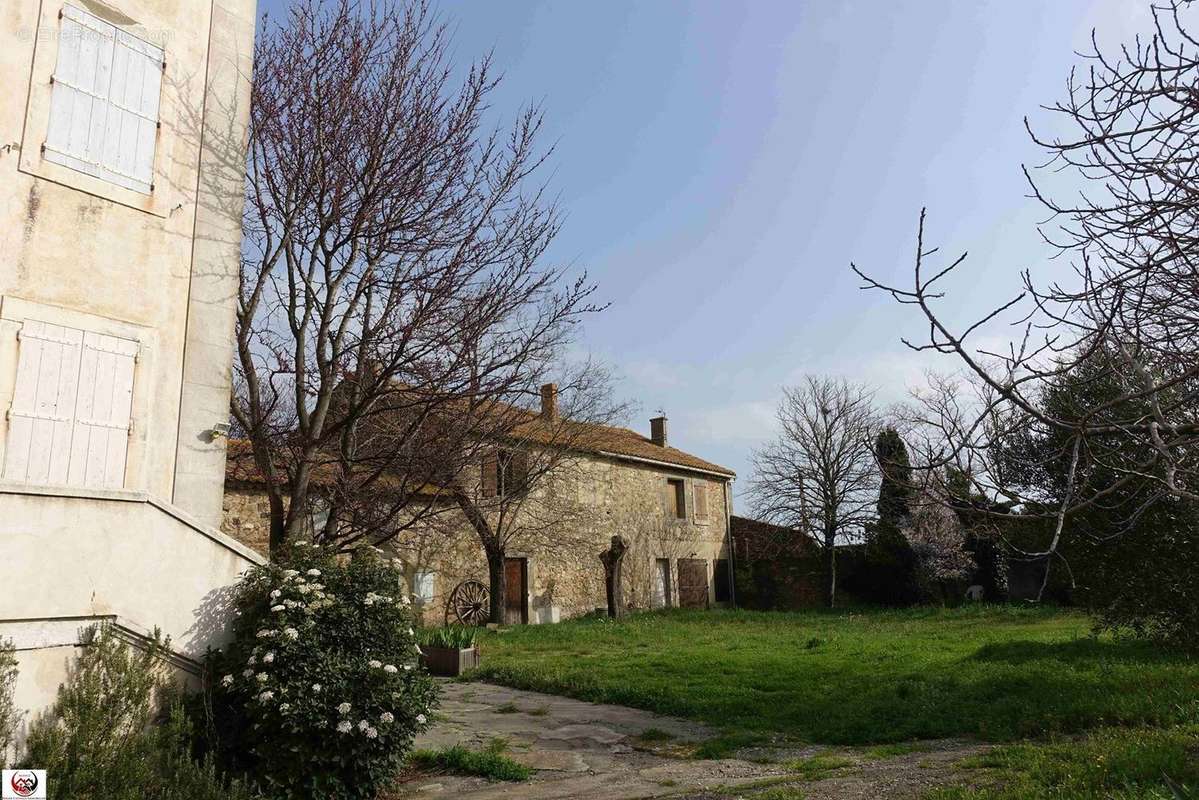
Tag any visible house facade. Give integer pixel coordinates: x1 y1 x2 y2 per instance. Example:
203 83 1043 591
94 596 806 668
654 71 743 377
1 0 261 721
223 387 737 625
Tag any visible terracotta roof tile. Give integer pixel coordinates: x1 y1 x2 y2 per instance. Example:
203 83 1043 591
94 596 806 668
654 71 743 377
225 408 734 486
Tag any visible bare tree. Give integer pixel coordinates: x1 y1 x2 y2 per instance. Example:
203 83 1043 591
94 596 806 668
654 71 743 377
853 2 1199 598
232 0 601 556
748 376 879 607
450 362 629 624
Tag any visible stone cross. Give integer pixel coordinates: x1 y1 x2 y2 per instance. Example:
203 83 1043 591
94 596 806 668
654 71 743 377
599 535 629 619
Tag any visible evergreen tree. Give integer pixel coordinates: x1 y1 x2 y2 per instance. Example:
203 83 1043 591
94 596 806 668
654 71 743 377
864 428 918 605
875 427 912 526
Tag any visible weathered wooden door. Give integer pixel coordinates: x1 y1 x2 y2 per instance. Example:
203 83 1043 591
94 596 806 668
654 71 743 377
504 558 528 624
677 559 709 609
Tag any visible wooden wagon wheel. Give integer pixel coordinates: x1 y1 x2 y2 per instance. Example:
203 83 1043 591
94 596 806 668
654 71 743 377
445 580 489 626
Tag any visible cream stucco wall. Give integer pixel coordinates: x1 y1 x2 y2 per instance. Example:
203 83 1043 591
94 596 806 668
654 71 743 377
0 0 259 733
0 0 255 521
0 485 264 743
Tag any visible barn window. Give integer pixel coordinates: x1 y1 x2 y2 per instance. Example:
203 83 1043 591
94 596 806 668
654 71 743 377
3 320 137 489
483 449 528 497
666 478 686 519
44 4 163 194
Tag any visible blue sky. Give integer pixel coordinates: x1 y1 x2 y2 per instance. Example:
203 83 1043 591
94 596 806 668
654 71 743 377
260 0 1157 497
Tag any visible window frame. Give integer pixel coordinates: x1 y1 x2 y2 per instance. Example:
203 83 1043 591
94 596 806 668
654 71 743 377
18 2 176 216
42 4 164 195
0 297 154 495
2 318 139 490
494 448 528 498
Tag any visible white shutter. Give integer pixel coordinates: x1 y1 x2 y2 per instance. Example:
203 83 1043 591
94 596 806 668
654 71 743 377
4 322 84 484
72 332 137 489
45 5 162 194
3 322 136 489
415 572 437 604
109 30 162 190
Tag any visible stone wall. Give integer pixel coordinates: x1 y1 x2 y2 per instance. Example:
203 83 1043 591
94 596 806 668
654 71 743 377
221 485 273 556
222 453 734 625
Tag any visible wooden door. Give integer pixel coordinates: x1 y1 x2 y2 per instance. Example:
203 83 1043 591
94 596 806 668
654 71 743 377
677 559 709 609
504 558 528 624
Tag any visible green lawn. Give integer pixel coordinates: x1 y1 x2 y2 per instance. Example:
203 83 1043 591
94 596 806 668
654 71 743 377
929 725 1199 800
470 606 1199 748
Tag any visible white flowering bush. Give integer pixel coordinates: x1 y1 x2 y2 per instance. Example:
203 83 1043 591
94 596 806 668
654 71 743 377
208 544 437 799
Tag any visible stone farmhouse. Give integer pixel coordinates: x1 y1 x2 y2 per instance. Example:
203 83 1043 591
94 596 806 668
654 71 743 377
223 385 738 625
0 0 260 722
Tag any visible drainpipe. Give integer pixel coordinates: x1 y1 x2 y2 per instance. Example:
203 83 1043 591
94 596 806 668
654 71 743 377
724 479 736 608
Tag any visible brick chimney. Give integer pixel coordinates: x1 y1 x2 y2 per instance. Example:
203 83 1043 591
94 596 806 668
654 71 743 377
650 416 668 446
540 383 559 420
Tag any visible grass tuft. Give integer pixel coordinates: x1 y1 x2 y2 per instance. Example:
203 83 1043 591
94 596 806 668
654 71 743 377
928 725 1199 799
408 739 531 782
785 754 856 781
752 786 808 800
864 741 935 759
637 727 676 742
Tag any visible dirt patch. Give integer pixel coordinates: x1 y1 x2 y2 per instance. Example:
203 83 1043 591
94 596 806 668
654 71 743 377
677 739 996 800
396 682 994 800
393 681 784 799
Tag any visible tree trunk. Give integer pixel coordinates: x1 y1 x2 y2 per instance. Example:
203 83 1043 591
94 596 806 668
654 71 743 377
486 547 506 625
599 535 628 619
268 492 287 559
823 532 837 608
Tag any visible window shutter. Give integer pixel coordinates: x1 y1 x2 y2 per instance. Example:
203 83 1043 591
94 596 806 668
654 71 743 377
694 480 709 520
4 322 84 484
481 452 498 497
108 30 162 189
511 450 529 493
68 332 137 488
666 478 686 518
415 572 436 603
45 5 162 194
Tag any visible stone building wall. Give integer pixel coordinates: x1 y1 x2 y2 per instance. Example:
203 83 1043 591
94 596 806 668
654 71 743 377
222 453 734 626
221 485 273 556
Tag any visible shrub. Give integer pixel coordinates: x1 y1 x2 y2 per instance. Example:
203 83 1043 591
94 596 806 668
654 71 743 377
1074 497 1199 649
0 638 17 768
418 626 478 650
19 624 259 800
209 544 438 799
859 522 919 606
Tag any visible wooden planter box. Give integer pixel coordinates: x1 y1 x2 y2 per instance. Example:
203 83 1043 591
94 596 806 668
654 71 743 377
422 645 480 677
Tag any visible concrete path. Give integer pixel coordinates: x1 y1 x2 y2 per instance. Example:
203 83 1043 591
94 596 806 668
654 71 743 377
395 681 784 799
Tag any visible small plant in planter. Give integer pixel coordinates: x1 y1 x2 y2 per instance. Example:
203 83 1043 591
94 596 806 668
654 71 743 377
418 626 480 677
